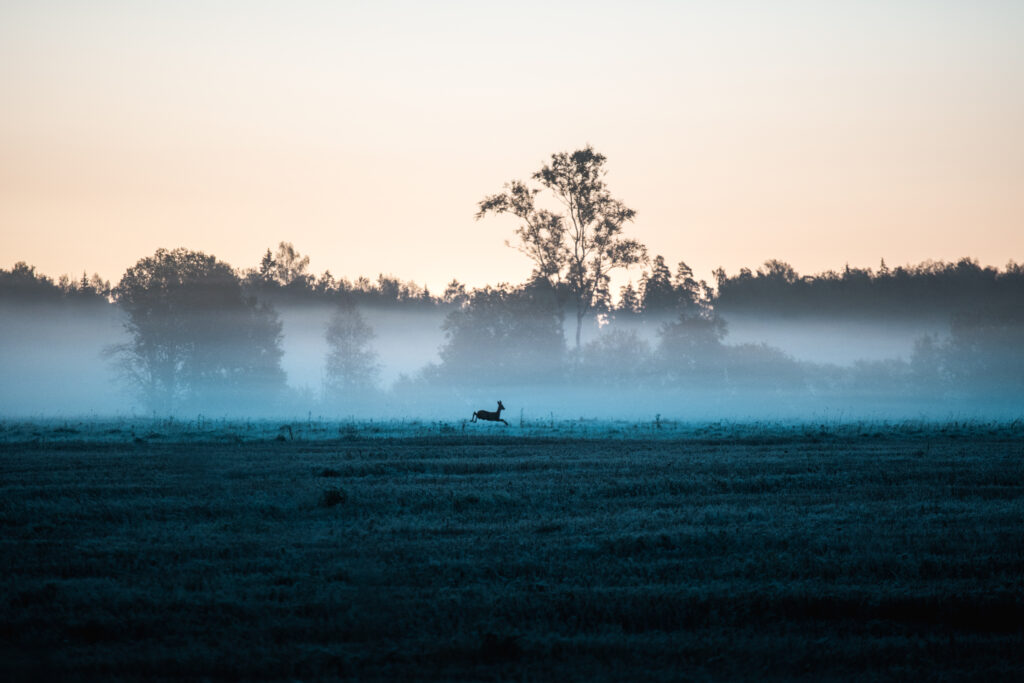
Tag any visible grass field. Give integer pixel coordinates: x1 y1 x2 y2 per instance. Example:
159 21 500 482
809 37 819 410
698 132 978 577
2 419 1023 681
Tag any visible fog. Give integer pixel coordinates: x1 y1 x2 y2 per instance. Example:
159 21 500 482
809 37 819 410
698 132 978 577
579 314 949 367
0 305 132 416
2 299 1021 422
278 306 448 391
720 315 949 367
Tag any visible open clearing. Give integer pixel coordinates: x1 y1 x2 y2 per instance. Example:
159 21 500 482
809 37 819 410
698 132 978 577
2 420 1023 681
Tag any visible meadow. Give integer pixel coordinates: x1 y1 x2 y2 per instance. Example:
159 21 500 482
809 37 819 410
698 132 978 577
2 418 1023 681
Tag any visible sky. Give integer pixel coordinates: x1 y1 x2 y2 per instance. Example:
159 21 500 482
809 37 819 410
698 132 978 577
2 0 1023 293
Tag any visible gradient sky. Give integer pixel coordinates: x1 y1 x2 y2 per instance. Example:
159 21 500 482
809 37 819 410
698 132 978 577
2 1 1022 292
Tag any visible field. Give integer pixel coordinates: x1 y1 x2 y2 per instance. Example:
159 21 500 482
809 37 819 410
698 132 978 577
2 419 1023 681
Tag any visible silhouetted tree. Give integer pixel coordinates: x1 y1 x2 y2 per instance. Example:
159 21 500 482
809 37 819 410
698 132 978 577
443 279 469 306
268 242 312 287
0 262 59 303
108 248 286 412
635 255 710 317
617 282 641 316
241 243 444 309
760 259 799 284
639 255 675 314
258 249 276 282
673 261 709 314
476 146 647 350
432 282 565 385
314 270 338 294
713 257 1022 319
324 303 380 403
0 262 110 306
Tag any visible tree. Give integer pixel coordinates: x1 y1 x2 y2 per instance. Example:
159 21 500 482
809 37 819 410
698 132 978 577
639 255 675 314
443 279 469 306
0 262 58 303
314 270 338 294
432 283 565 385
617 282 640 315
943 306 1024 397
656 312 728 384
256 242 312 287
673 261 709 314
759 259 798 284
258 249 276 281
108 248 286 412
1 262 112 306
636 256 710 317
377 274 401 302
324 303 380 403
476 146 646 350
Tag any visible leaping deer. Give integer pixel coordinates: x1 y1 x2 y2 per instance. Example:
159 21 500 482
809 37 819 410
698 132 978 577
471 400 508 425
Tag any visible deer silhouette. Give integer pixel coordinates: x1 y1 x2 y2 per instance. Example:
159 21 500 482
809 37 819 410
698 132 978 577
471 400 508 425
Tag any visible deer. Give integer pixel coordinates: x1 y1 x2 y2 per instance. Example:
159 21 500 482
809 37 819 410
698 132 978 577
471 400 508 425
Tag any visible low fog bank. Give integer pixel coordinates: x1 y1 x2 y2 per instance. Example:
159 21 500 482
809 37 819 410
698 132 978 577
0 304 132 415
1 300 1021 422
574 314 949 368
720 314 949 366
278 305 447 391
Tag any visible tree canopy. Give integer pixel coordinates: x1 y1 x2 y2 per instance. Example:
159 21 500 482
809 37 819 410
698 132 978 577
109 248 286 412
477 146 646 349
431 281 565 386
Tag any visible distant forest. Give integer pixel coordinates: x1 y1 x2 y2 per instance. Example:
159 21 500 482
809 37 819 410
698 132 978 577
4 251 1022 319
2 147 1022 415
3 246 1023 414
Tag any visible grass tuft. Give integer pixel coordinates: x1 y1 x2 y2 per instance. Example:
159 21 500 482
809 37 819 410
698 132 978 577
319 488 348 507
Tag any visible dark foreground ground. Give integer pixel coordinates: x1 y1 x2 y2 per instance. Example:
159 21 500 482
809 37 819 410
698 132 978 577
2 420 1023 681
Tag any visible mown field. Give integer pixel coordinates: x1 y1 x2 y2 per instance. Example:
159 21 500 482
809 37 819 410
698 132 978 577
2 420 1023 681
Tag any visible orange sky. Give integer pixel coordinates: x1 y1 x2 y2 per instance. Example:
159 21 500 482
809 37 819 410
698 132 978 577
2 1 1022 292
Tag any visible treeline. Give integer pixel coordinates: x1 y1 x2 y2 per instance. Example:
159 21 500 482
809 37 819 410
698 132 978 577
0 245 446 310
713 257 1024 319
0 262 113 306
6 250 1024 321
6 144 1020 416
419 280 1024 402
4 242 1023 415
